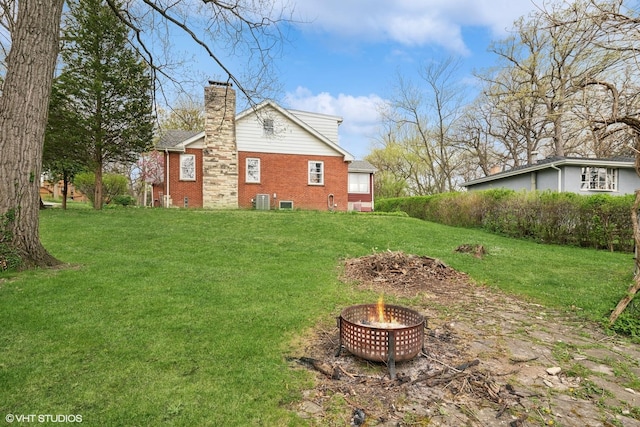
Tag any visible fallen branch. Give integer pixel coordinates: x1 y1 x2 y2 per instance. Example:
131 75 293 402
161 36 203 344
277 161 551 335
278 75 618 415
337 365 356 379
290 357 341 379
412 359 480 385
609 279 640 324
509 355 538 363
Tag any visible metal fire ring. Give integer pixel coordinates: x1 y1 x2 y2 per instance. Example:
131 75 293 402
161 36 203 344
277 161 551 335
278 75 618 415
336 304 425 378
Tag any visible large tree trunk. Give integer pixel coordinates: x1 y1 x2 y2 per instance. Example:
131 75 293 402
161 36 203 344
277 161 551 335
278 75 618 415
62 172 69 211
0 0 64 269
94 164 103 210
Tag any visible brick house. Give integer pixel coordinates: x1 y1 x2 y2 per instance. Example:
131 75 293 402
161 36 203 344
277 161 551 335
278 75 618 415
40 179 89 203
154 82 376 211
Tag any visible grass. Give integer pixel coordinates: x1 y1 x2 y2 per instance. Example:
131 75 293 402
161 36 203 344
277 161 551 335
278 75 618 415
0 208 633 426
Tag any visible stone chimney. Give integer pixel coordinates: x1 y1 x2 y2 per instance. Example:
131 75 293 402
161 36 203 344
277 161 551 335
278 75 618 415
202 81 238 209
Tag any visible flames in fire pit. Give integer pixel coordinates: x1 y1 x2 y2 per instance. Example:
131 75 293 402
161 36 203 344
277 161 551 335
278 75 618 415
337 296 425 378
365 294 403 329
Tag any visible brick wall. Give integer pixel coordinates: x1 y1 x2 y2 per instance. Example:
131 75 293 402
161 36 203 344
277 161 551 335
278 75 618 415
160 148 204 208
238 151 349 211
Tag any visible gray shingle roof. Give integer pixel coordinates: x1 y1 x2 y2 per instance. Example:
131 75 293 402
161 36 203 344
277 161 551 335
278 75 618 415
156 130 203 150
463 155 635 187
496 155 634 176
349 160 378 173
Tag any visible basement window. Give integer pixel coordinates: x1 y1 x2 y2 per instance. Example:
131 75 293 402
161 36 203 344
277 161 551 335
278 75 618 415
279 201 293 210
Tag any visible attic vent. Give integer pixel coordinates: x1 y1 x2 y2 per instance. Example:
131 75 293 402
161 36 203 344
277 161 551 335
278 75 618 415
279 200 293 210
255 194 270 210
263 118 274 136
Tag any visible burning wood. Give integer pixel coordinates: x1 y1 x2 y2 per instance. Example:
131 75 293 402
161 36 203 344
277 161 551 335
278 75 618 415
357 294 407 329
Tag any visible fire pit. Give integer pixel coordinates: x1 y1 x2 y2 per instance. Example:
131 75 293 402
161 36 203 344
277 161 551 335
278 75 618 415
336 301 425 378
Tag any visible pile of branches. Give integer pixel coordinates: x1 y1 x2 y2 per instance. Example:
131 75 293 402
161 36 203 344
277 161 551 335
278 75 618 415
342 250 469 294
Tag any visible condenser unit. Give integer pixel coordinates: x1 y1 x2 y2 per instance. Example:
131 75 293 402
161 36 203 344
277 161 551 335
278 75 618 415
255 194 270 210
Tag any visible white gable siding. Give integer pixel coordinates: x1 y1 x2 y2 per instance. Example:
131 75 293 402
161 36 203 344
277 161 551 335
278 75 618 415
183 136 205 149
236 106 341 156
289 110 341 145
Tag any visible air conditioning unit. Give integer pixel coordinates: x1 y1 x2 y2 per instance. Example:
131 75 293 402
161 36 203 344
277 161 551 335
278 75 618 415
255 194 270 210
279 200 293 210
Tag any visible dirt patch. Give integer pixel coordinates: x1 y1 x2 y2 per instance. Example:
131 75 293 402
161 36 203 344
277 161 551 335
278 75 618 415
289 251 640 426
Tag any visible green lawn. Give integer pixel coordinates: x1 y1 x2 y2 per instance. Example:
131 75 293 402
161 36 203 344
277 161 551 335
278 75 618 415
0 208 632 426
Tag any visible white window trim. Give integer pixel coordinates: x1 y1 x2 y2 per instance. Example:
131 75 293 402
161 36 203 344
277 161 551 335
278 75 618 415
279 200 294 210
246 157 261 183
580 167 618 191
179 154 196 181
308 161 324 185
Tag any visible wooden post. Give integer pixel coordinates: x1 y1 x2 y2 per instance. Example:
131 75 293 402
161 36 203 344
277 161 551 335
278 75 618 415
388 331 396 380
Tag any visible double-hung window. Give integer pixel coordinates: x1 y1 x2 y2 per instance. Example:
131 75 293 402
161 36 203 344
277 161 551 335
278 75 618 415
246 158 260 183
580 167 617 191
308 161 324 185
180 154 196 181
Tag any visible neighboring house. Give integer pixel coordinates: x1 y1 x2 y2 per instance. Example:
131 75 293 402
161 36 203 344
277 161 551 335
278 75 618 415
154 81 376 211
462 156 639 195
40 179 88 202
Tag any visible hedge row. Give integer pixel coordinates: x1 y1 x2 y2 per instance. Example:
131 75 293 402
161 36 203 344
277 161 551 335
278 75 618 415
375 190 635 252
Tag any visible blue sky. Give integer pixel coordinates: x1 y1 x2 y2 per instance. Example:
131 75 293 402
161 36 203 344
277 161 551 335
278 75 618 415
176 0 542 159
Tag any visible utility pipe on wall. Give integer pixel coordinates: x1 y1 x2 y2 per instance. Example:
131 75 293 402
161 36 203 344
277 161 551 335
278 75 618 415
165 149 170 207
530 171 537 191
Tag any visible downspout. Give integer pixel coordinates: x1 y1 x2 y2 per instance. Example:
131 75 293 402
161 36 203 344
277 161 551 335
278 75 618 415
530 171 537 191
371 173 375 211
165 149 170 207
550 163 562 192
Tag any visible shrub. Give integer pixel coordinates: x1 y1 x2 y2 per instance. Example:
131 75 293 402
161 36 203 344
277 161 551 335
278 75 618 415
610 311 640 338
74 172 130 207
112 195 136 207
376 190 634 252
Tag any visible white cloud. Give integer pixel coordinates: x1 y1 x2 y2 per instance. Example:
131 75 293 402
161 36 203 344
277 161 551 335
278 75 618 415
285 87 385 158
286 0 537 53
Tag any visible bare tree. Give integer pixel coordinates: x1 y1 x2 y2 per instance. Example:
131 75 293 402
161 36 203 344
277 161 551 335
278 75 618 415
379 58 467 195
453 96 503 180
0 0 16 70
541 0 640 322
477 61 549 168
157 96 206 131
419 57 467 191
484 0 626 163
0 0 293 269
